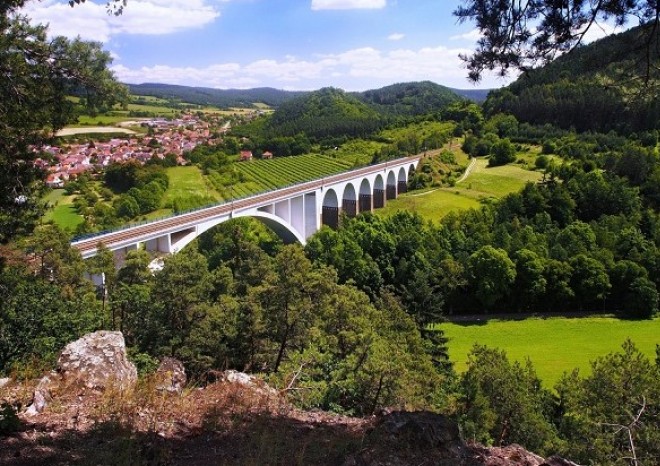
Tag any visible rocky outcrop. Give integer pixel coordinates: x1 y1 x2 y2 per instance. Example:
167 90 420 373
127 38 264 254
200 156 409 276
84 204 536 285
24 374 54 416
220 369 279 397
56 331 137 390
345 411 475 465
155 357 186 394
344 412 580 466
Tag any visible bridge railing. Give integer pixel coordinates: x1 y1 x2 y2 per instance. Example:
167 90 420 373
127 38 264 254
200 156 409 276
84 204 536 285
71 155 419 244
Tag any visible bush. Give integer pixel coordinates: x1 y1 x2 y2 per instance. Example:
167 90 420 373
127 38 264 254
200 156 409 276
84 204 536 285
488 139 516 167
535 154 550 169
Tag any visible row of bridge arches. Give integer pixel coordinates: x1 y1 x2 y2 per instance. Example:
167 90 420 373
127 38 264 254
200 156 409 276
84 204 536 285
321 165 413 228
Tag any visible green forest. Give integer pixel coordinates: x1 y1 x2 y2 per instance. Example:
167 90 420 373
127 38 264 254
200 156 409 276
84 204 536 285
3 2 660 464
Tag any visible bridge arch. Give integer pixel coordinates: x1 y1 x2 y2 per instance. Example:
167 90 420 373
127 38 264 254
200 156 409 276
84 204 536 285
397 167 408 194
170 211 306 253
342 183 358 217
373 174 385 208
386 170 397 199
322 188 340 229
359 178 372 213
235 211 306 244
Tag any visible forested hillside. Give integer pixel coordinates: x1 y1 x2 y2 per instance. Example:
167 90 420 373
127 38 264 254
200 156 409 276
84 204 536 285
127 83 306 108
127 81 468 118
355 81 463 116
261 87 384 142
484 24 660 133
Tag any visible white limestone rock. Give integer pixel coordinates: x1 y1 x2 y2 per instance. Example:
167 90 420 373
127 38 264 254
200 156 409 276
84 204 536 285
57 331 137 390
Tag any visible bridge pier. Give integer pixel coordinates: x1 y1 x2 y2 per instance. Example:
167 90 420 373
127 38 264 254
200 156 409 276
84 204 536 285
304 193 318 238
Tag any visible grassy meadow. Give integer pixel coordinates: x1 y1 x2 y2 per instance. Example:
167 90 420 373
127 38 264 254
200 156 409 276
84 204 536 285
440 316 660 388
42 189 83 230
163 166 221 204
380 157 543 222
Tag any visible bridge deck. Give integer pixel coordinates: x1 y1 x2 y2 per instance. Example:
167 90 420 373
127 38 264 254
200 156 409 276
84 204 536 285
72 156 420 255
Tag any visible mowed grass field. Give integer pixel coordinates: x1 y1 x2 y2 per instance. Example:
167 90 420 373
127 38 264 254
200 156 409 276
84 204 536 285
381 157 542 221
42 189 83 230
440 316 660 388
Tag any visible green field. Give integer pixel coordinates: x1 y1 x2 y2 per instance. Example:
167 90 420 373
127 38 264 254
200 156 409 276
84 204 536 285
459 158 542 198
380 188 482 220
380 157 542 221
42 189 83 230
440 316 660 388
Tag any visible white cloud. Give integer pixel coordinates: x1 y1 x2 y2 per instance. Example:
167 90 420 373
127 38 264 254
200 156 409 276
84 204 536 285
20 0 220 42
450 28 482 42
311 0 386 11
581 21 621 44
110 42 510 90
388 33 404 41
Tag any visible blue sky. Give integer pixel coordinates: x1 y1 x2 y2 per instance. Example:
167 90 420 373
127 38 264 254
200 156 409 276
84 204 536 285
19 0 613 91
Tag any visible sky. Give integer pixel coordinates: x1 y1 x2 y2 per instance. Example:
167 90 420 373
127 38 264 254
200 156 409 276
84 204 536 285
19 0 617 92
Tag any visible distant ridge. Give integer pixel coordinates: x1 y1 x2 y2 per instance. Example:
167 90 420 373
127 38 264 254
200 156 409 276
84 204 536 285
127 83 306 108
449 88 491 103
127 81 492 109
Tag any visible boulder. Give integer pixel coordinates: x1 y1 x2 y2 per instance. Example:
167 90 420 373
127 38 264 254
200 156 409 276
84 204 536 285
220 369 278 397
155 357 186 394
57 331 137 390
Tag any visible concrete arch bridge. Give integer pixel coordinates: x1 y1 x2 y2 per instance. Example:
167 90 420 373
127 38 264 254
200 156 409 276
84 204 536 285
72 156 420 262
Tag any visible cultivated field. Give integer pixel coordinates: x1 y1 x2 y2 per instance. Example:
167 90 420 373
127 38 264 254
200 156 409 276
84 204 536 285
440 316 660 388
209 155 356 199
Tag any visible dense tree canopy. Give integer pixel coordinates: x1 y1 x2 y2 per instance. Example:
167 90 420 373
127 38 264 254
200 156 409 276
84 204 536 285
455 0 659 83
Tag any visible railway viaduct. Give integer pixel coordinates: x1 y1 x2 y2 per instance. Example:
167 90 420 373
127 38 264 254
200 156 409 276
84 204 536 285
72 156 420 262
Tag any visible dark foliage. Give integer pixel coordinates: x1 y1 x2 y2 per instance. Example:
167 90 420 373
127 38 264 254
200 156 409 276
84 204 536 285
127 83 307 108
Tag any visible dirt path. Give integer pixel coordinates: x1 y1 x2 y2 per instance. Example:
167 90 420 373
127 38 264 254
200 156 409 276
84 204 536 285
457 157 477 183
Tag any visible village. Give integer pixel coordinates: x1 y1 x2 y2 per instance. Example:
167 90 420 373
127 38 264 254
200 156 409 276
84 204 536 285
37 113 230 188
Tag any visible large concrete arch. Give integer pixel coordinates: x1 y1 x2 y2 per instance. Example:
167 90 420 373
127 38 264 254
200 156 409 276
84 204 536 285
342 183 358 217
322 188 340 229
359 178 372 213
236 211 306 244
171 210 306 253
